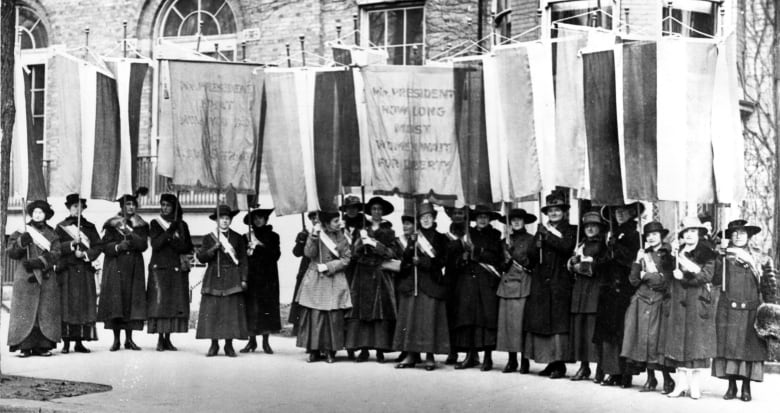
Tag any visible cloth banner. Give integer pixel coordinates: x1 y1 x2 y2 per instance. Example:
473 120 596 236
622 41 658 201
453 61 492 205
45 55 81 198
484 46 543 202
165 61 262 193
10 60 30 198
361 65 463 199
263 69 319 215
684 42 717 203
583 50 623 204
711 33 745 205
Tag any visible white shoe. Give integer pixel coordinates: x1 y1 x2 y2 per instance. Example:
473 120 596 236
689 370 702 399
667 370 689 398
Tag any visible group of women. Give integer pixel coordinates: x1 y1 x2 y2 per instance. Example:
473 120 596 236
6 191 778 403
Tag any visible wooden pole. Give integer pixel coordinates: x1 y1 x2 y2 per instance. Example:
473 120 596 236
122 21 127 58
285 43 291 68
299 35 306 66
722 205 727 293
773 0 780 266
538 192 543 264
413 201 418 297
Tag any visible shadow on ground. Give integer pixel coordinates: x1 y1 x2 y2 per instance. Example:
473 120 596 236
0 375 112 401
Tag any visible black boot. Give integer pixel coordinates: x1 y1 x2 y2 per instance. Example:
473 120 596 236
163 334 177 351
740 379 752 402
156 334 166 352
262 334 273 354
503 353 518 373
356 349 370 362
539 363 555 377
592 366 605 384
110 329 121 352
445 351 459 365
395 351 408 363
723 376 737 400
224 339 237 357
73 340 90 353
206 340 219 357
640 369 658 392
347 349 356 360
601 374 621 386
455 350 479 369
396 352 417 369
549 361 566 379
480 351 493 371
621 374 633 388
62 339 71 354
240 336 258 353
519 357 530 374
571 362 591 381
661 370 675 395
124 330 141 350
326 351 336 363
376 350 385 363
424 353 436 371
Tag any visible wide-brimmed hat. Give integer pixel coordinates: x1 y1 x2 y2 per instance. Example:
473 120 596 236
339 195 363 212
209 205 239 221
610 201 645 215
642 221 669 239
503 208 537 224
64 193 87 209
444 204 468 219
417 201 437 219
541 193 570 214
159 193 178 205
581 211 606 229
401 215 414 224
678 216 707 237
26 200 54 220
319 210 340 224
469 205 501 221
243 206 275 225
724 219 761 239
364 196 394 216
116 193 139 207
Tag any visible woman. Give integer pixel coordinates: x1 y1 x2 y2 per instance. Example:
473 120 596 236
663 217 717 399
147 193 193 351
496 208 538 373
55 194 101 354
242 206 282 354
289 211 319 337
621 221 676 394
524 193 577 379
195 205 248 357
712 219 777 402
99 192 149 351
346 196 397 363
443 205 469 365
567 211 608 381
7 200 62 357
393 202 450 371
452 205 503 371
393 213 415 364
296 211 352 363
594 203 641 387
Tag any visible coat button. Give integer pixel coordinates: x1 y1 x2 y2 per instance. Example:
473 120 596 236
732 302 737 308
741 303 746 309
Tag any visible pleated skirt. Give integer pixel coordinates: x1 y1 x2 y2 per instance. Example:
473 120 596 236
345 319 395 351
712 358 764 382
392 293 450 354
196 294 248 340
523 333 569 364
296 307 346 352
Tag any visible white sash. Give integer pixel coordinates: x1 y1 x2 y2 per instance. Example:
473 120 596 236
344 228 354 245
398 236 408 250
446 231 459 241
677 252 701 274
479 263 502 278
416 233 436 258
59 224 91 249
210 231 239 265
643 251 659 273
27 226 51 252
319 231 340 258
154 217 170 230
727 247 762 279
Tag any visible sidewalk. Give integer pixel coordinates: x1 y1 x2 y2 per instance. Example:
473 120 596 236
1 312 779 413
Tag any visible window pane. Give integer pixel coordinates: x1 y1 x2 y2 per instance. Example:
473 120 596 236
180 14 200 36
405 45 423 65
405 8 423 44
33 91 44 116
163 14 182 37
688 11 714 37
32 25 48 48
33 66 45 89
551 1 612 29
201 0 221 14
20 32 34 50
201 13 220 36
215 3 236 34
369 11 385 46
174 0 198 16
386 46 404 65
387 9 404 45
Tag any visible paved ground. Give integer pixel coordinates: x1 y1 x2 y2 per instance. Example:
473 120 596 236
1 313 778 413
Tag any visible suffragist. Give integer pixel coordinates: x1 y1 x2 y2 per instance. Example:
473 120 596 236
195 205 249 357
346 196 398 363
55 194 101 354
712 220 777 402
524 194 577 379
567 211 608 381
496 208 538 374
289 212 319 336
98 193 149 351
147 194 193 351
664 217 717 399
621 221 676 394
7 200 62 357
242 206 282 354
393 202 450 371
443 205 469 365
295 211 352 363
593 203 641 387
452 205 503 371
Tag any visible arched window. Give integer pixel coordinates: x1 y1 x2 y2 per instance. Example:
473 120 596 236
159 0 238 60
662 0 719 38
16 5 48 50
545 0 617 32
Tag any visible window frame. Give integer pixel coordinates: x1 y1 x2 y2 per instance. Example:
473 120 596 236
15 6 49 165
360 2 426 66
158 0 239 61
541 0 620 38
661 0 721 38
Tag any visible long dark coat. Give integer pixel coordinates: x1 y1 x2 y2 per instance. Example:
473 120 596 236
288 230 310 326
55 216 101 328
662 242 717 364
453 225 503 330
524 221 577 335
245 224 282 334
196 230 248 297
347 222 397 321
397 225 448 299
97 215 149 324
712 247 774 362
7 224 62 348
594 221 640 345
146 217 193 321
497 229 537 299
569 235 608 314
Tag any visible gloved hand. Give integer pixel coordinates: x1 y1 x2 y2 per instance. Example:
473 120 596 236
207 242 221 254
116 240 132 252
20 232 33 247
295 231 309 244
22 259 44 271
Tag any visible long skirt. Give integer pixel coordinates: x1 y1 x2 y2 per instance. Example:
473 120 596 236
712 358 764 382
569 313 598 362
62 323 98 341
621 298 664 367
496 297 526 352
196 294 248 340
148 318 189 334
524 332 569 364
296 307 346 352
346 319 395 351
104 319 144 331
392 292 450 354
596 341 624 375
453 326 497 351
10 326 56 352
663 357 710 369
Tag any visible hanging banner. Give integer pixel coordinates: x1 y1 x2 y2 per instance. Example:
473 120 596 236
165 60 263 192
361 65 463 199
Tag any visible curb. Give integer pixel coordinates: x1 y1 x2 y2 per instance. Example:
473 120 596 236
0 399 78 413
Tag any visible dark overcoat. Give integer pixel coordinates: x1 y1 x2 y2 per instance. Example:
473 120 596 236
146 217 193 320
397 225 448 299
55 216 101 327
569 235 608 314
497 229 537 299
348 222 397 321
245 224 282 334
453 225 503 330
288 229 310 326
196 230 248 297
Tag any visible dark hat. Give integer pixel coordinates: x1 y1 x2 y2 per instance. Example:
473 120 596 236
116 193 139 206
541 193 570 214
581 211 606 228
642 221 669 239
698 212 713 223
417 201 437 219
243 206 275 225
159 193 178 205
444 204 468 219
209 205 239 221
724 219 761 239
318 210 340 223
469 205 501 221
339 195 363 211
64 193 87 209
503 208 537 224
401 215 414 224
26 200 54 220
307 211 318 220
364 196 394 216
611 201 645 215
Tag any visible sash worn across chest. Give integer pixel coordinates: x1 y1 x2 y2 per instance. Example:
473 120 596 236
211 231 239 265
27 226 52 252
319 231 340 258
59 224 91 249
416 232 436 258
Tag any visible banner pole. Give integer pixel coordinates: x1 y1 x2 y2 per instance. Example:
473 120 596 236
505 202 510 247
413 200 418 297
216 189 221 280
722 204 727 293
538 192 543 264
